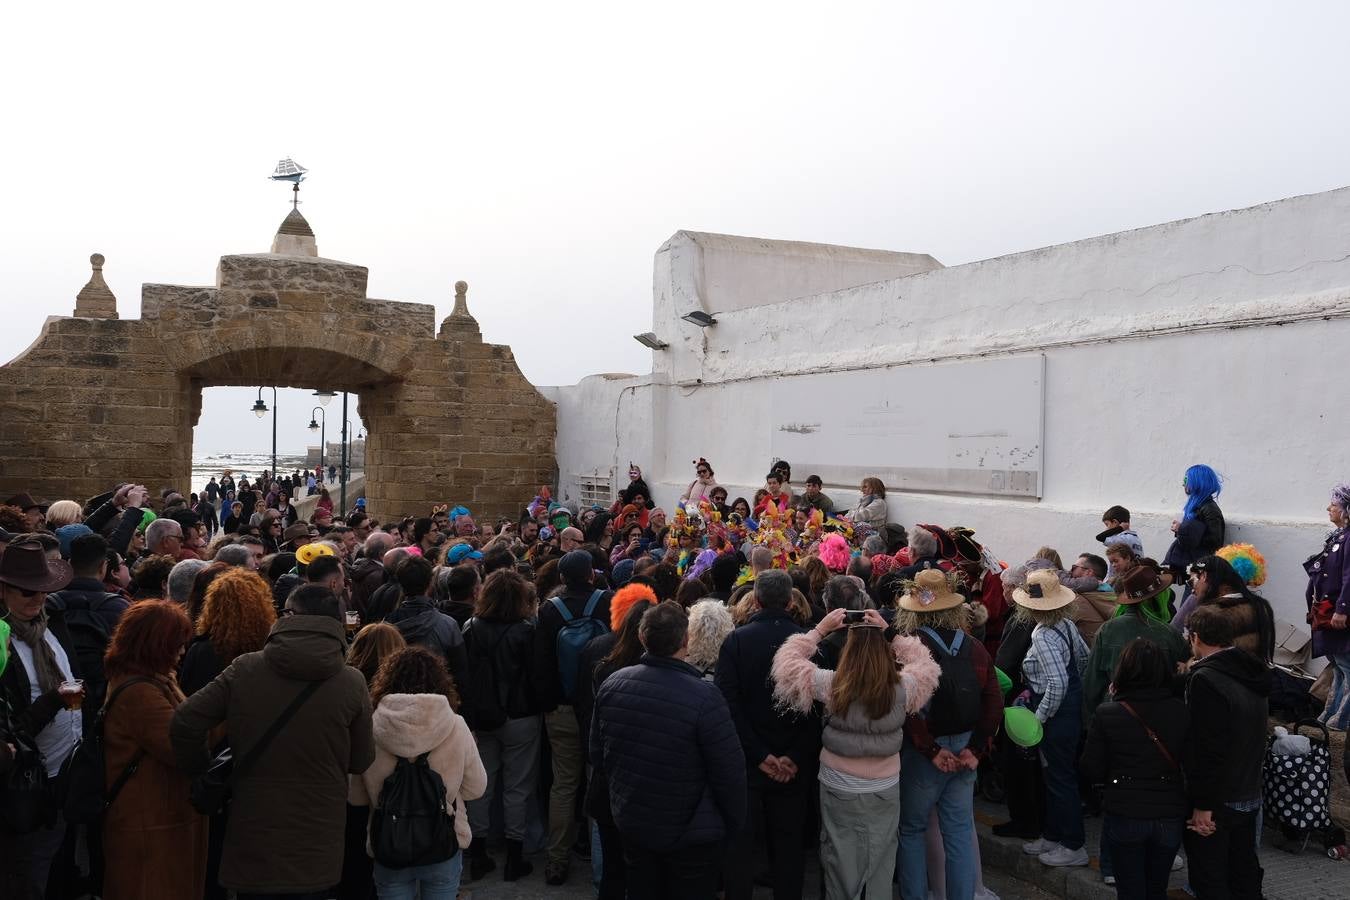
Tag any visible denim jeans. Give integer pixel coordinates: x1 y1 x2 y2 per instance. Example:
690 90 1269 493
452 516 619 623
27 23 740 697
898 733 977 900
1322 653 1350 730
372 853 463 900
1103 814 1184 900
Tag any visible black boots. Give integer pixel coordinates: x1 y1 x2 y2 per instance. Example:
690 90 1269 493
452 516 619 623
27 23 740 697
468 837 496 881
504 839 534 882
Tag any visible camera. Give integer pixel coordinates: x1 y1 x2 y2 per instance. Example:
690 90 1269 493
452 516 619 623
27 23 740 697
844 610 866 624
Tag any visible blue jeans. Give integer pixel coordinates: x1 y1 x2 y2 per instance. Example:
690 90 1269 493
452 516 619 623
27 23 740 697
898 733 977 900
1323 653 1350 729
372 853 463 900
1104 814 1183 900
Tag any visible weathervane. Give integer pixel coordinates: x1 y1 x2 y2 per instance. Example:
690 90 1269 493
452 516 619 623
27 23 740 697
269 158 308 210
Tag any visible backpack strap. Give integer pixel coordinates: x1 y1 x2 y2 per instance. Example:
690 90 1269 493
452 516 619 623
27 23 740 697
101 676 172 808
234 679 324 781
918 625 963 656
582 589 603 619
550 596 575 623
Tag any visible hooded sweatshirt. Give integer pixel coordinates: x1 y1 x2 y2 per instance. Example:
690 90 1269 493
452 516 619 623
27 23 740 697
350 693 487 851
1184 646 1270 810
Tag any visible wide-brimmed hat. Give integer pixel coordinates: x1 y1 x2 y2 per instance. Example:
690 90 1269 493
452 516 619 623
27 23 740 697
1012 569 1077 611
282 523 312 545
899 569 965 612
916 524 957 560
1116 565 1168 605
949 527 981 564
4 493 48 513
0 536 73 593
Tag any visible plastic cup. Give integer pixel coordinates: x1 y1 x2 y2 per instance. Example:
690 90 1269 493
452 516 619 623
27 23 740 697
995 666 1013 696
58 679 85 711
1004 706 1043 748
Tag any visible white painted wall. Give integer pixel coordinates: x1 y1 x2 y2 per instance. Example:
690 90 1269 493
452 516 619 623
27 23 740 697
547 186 1350 632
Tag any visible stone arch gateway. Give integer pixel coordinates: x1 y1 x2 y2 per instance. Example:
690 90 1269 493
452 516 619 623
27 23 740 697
0 214 556 519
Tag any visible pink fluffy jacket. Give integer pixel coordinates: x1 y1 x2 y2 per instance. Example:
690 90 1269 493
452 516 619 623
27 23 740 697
350 693 487 852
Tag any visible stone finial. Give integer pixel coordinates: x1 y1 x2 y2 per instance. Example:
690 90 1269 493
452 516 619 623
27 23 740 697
452 280 471 317
271 208 319 257
74 253 119 319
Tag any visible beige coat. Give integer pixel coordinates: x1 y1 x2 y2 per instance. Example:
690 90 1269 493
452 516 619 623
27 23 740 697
350 693 487 851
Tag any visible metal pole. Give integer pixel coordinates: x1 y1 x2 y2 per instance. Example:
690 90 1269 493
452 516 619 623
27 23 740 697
340 392 349 517
270 387 277 484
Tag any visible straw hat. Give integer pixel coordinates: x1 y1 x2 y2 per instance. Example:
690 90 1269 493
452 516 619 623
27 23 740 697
898 569 965 612
1011 569 1076 611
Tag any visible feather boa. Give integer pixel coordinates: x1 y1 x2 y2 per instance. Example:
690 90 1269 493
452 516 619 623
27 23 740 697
770 630 942 717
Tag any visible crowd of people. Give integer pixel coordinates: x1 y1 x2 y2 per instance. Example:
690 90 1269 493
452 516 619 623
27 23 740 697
0 457 1343 900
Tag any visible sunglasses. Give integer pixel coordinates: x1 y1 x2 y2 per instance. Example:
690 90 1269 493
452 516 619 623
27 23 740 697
13 587 42 599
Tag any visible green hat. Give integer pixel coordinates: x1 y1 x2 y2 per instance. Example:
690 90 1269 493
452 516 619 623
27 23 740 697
995 666 1013 696
1004 706 1043 748
137 508 157 534
0 618 10 678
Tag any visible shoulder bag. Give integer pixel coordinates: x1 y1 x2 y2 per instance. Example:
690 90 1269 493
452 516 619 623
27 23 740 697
190 678 323 815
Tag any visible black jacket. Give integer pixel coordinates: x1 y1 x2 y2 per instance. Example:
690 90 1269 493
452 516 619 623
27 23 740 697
387 596 469 693
179 633 227 697
84 501 144 558
532 585 612 712
575 632 620 765
1080 687 1189 819
995 617 1036 697
1163 499 1225 571
0 611 82 742
461 616 538 722
715 609 820 772
45 577 129 718
1184 647 1270 810
592 654 746 851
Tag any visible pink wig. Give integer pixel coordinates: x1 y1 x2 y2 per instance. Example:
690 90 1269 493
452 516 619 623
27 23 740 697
818 533 851 573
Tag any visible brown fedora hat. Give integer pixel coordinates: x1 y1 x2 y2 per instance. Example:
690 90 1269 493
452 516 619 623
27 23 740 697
0 536 73 593
4 493 49 513
1117 565 1168 605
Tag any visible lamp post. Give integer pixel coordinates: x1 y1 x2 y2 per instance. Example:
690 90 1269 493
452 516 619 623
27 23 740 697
252 386 277 480
339 392 349 516
308 406 326 480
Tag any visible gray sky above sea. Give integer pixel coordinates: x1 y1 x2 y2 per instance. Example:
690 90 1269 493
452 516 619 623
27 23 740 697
3 3 1349 456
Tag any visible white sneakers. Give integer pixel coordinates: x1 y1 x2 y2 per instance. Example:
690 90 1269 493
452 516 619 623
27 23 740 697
1021 838 1057 855
1038 845 1090 867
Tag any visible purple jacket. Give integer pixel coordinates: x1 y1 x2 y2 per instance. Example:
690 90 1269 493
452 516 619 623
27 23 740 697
1305 528 1350 658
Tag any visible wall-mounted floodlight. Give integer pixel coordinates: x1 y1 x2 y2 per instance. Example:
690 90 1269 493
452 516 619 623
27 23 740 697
681 310 718 327
633 332 669 350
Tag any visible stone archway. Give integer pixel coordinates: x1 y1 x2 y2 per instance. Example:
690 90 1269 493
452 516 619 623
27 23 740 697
0 213 556 519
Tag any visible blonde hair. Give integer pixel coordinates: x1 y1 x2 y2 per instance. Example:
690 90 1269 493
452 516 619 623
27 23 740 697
45 500 83 529
686 600 734 672
1034 546 1064 571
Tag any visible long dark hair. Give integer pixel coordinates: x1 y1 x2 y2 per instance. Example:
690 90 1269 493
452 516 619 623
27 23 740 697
1194 554 1276 662
584 512 612 545
602 600 653 671
1110 637 1171 695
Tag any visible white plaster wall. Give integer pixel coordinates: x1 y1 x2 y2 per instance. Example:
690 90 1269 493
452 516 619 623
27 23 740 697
550 187 1350 632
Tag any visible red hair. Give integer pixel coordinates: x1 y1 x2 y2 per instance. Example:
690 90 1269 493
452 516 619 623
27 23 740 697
104 600 193 680
610 582 658 631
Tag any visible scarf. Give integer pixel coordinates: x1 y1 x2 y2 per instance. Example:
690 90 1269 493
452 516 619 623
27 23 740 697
7 610 64 693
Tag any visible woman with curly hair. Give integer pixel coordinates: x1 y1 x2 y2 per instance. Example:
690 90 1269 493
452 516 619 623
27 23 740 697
686 599 734 678
101 600 206 900
771 605 941 900
179 568 277 696
131 553 176 600
353 647 487 900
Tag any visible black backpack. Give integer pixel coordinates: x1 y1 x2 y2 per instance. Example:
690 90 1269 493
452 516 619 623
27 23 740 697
461 621 515 732
916 626 983 737
62 676 161 825
370 752 457 869
551 590 607 702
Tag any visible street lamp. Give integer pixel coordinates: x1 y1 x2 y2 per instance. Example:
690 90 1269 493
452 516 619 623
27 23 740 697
252 387 277 479
308 406 327 478
313 389 336 407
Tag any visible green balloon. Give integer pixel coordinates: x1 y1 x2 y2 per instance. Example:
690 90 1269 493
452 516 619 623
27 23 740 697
995 666 1013 696
1004 706 1043 748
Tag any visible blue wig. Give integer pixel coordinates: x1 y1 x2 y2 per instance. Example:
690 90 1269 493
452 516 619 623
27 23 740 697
1182 464 1221 521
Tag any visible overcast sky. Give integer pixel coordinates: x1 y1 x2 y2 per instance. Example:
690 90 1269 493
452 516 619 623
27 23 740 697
3 3 1349 455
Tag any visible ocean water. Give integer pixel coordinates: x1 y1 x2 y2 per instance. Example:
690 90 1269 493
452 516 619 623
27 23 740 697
191 451 317 494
